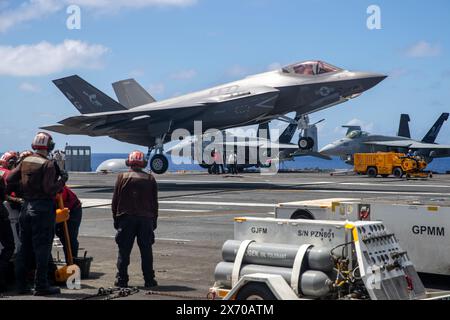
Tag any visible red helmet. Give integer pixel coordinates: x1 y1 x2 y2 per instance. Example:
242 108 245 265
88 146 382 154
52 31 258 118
126 151 147 168
32 132 55 151
0 151 18 169
20 150 33 159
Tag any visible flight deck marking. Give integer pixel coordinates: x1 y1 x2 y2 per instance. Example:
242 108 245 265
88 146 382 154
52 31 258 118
159 209 212 213
339 182 450 188
158 179 334 186
309 189 450 196
159 200 274 207
80 198 275 209
78 234 191 242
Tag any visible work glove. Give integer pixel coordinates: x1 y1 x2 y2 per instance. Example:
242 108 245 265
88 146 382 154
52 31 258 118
152 217 158 231
60 170 69 183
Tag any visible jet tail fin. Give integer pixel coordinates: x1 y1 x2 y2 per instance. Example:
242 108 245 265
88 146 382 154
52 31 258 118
422 113 449 143
398 114 411 138
257 122 271 141
53 75 126 114
342 125 361 136
112 79 156 109
278 113 300 144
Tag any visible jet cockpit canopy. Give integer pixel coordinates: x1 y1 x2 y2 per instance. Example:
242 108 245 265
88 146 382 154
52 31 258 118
283 61 342 76
346 130 369 139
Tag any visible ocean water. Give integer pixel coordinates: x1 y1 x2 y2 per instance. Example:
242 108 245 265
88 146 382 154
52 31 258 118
91 153 450 173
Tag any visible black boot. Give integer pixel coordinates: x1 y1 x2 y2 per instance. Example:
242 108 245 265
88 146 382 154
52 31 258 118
33 286 61 296
144 278 158 289
114 280 128 288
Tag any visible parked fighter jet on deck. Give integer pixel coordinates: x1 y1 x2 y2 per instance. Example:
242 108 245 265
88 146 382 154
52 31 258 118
320 113 450 163
42 60 386 173
166 113 331 173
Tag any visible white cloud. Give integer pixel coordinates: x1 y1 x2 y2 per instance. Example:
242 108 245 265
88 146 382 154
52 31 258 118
72 0 197 10
405 41 442 58
0 0 197 32
0 0 63 33
19 81 41 92
170 69 197 80
147 83 165 95
0 39 109 76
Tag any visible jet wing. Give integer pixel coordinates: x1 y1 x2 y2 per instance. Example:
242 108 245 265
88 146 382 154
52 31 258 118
364 140 450 150
221 140 298 149
363 140 414 148
57 103 206 128
290 150 332 160
40 125 89 135
407 142 450 149
52 85 279 131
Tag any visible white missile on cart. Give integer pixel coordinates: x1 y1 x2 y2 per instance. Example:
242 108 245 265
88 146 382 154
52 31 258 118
210 217 440 300
215 262 332 298
222 240 333 271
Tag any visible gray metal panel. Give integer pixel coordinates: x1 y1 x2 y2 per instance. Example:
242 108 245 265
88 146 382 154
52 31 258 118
112 79 156 108
233 217 348 249
65 146 92 172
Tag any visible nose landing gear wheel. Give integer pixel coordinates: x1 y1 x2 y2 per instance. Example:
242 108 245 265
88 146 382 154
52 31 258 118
298 137 314 150
150 154 169 174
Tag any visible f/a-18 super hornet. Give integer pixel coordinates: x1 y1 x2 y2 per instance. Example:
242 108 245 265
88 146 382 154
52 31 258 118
42 60 386 174
165 113 331 173
320 113 450 163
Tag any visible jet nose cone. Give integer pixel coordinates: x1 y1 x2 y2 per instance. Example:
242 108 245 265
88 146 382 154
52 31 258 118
319 144 336 156
356 72 387 91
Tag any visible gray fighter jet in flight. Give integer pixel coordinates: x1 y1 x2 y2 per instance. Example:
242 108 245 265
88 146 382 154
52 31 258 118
320 113 450 163
42 60 386 173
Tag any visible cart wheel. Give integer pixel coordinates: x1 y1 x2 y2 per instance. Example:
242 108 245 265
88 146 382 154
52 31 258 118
393 167 403 178
367 167 378 178
235 283 277 300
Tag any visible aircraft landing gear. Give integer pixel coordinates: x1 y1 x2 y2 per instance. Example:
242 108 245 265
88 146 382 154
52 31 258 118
297 115 321 151
150 154 169 174
298 137 315 150
147 139 169 174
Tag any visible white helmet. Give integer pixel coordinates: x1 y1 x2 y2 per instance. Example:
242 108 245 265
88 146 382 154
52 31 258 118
32 132 55 151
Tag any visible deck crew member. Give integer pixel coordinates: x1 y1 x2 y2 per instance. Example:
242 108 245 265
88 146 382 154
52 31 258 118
7 132 68 296
112 151 159 289
55 186 82 260
0 176 14 293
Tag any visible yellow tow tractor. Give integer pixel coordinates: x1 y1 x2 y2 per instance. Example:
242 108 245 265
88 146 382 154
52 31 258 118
353 152 430 179
54 194 77 283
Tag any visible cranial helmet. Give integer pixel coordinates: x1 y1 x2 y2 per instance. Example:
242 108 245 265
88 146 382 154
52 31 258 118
31 132 55 151
126 150 147 168
0 151 18 169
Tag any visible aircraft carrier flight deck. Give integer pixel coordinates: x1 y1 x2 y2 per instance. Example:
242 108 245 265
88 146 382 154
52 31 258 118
5 171 449 300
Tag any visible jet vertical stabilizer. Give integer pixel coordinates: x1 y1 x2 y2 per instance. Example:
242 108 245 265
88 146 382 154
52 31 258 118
112 79 156 109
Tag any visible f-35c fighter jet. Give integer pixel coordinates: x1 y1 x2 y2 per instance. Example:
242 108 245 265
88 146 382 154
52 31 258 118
42 60 386 173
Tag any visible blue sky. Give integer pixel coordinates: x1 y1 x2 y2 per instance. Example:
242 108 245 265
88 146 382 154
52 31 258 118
0 0 449 153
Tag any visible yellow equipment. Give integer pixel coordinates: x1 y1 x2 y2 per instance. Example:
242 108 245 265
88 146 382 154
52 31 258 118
353 152 428 178
54 194 76 283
